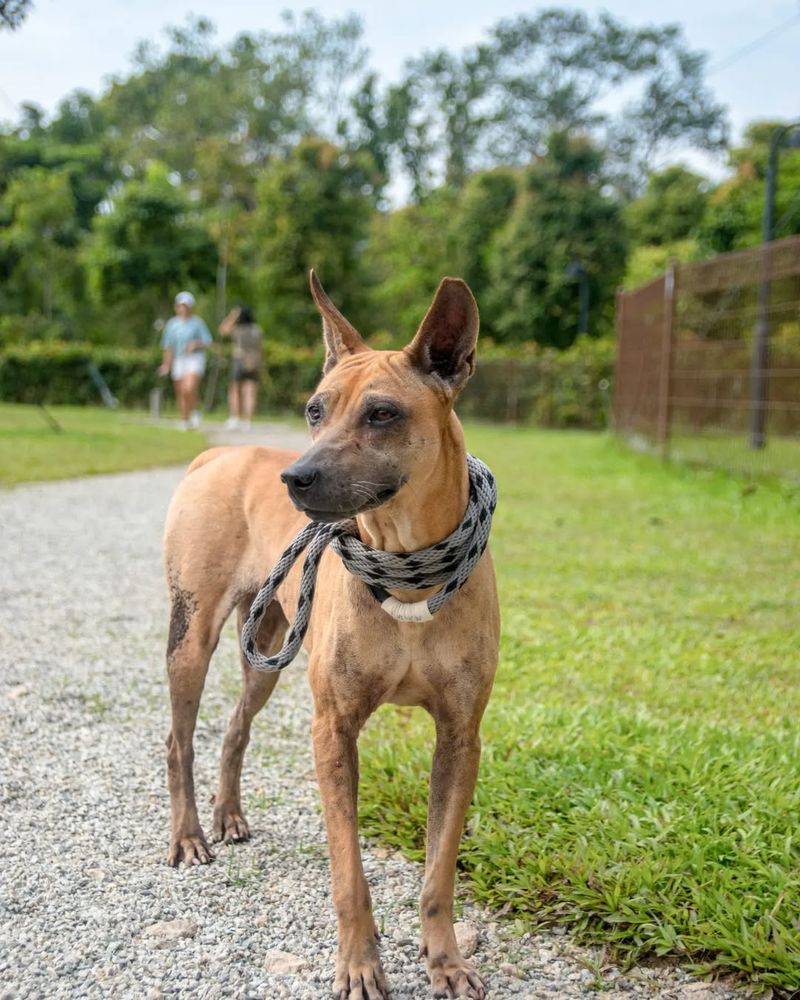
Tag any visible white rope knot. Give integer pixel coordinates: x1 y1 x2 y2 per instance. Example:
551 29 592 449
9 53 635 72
241 454 497 672
380 596 434 623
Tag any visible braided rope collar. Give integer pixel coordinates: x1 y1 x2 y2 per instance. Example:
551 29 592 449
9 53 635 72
241 454 497 673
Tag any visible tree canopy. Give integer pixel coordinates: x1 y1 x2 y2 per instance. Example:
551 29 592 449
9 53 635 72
0 0 32 31
0 7 786 351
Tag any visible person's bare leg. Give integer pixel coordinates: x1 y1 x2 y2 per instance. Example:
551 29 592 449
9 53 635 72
228 381 240 420
176 378 190 421
184 374 201 416
242 380 257 422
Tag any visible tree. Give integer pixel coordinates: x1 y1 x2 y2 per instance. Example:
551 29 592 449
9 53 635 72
487 133 627 348
97 13 370 185
609 41 727 195
0 91 114 229
0 0 32 31
449 169 518 314
365 188 461 342
625 166 709 246
247 138 377 345
363 169 518 343
376 8 727 198
0 167 79 320
394 44 497 191
82 163 215 343
697 121 800 254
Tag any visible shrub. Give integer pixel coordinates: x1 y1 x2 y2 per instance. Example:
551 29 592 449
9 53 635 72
0 336 615 428
0 314 72 348
0 341 161 406
460 337 615 428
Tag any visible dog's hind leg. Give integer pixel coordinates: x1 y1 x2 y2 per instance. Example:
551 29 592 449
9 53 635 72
165 584 226 867
212 598 287 844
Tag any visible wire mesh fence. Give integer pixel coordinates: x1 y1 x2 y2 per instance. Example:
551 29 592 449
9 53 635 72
614 235 800 481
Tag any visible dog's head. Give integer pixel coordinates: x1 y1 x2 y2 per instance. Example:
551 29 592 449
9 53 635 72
280 271 479 522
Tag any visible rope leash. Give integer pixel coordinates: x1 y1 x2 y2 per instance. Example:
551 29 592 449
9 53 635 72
240 454 497 673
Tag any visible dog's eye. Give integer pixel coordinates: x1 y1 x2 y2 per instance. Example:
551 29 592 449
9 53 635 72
369 407 397 425
306 402 323 424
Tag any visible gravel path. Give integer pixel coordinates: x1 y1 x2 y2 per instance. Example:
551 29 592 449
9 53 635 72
0 425 748 1000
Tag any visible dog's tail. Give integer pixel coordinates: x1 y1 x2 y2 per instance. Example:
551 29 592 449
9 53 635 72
186 447 235 475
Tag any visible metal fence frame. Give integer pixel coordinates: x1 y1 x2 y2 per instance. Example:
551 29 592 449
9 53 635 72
614 236 800 478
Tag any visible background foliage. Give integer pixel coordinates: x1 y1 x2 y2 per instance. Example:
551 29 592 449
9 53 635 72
1 8 798 412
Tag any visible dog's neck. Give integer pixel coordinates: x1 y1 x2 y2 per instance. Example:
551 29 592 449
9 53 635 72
355 415 469 554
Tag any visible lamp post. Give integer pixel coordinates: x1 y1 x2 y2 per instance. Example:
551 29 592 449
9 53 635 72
566 259 589 336
750 120 800 448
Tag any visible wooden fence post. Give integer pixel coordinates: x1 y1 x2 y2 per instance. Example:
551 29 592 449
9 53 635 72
613 288 624 433
657 262 677 460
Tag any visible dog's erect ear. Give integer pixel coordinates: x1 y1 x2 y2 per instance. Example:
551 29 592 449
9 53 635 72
310 270 369 374
405 277 479 394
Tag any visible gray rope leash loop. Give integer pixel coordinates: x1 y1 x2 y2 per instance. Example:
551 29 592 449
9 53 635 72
240 520 351 673
241 454 497 673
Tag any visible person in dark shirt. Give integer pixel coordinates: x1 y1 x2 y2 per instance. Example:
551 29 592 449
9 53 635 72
219 305 264 431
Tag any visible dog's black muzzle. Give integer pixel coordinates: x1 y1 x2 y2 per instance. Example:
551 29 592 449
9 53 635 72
281 456 403 523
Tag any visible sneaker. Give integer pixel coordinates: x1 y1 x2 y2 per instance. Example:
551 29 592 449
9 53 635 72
189 411 202 429
178 420 190 431
225 416 240 430
240 420 251 432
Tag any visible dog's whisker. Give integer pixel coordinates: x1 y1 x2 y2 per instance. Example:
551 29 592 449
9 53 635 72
350 481 381 504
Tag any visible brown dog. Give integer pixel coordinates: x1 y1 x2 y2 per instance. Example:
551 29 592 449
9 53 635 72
163 273 500 999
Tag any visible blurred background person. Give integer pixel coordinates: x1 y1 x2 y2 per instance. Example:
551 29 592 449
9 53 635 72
157 291 212 430
219 304 264 431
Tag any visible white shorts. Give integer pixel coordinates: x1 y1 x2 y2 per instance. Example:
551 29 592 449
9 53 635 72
171 354 206 380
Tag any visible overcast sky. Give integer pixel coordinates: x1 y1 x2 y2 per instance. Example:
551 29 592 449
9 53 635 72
2 0 799 175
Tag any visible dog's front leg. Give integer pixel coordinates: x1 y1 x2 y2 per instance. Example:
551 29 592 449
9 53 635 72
419 718 485 1000
312 709 389 1000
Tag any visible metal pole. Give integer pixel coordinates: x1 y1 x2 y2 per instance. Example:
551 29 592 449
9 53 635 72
566 260 589 337
578 272 589 335
750 122 800 448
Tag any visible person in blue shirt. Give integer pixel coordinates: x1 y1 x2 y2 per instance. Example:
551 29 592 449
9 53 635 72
157 291 212 430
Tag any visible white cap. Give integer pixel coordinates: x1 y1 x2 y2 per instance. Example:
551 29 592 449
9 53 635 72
175 291 196 307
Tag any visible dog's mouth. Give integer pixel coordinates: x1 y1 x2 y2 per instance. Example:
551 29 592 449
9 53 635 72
292 483 403 523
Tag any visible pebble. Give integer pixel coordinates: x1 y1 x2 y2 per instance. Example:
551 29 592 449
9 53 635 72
142 919 199 944
0 446 752 999
264 950 309 975
454 921 480 959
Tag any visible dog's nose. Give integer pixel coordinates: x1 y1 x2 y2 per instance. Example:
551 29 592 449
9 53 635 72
281 465 318 492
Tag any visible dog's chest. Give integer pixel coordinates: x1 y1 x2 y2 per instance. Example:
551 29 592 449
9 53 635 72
308 551 498 713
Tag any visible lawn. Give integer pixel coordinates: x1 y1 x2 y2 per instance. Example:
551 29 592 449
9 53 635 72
0 403 207 485
668 431 800 483
358 426 800 992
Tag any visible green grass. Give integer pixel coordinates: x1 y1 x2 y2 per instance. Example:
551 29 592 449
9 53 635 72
358 426 800 992
0 403 207 485
669 432 800 484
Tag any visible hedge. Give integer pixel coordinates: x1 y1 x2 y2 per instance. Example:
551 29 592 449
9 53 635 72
0 340 324 412
0 342 162 407
0 336 615 429
462 337 614 428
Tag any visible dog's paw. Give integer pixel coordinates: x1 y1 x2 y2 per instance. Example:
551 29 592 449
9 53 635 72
422 948 485 1000
211 805 251 844
333 956 390 1000
167 832 214 867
